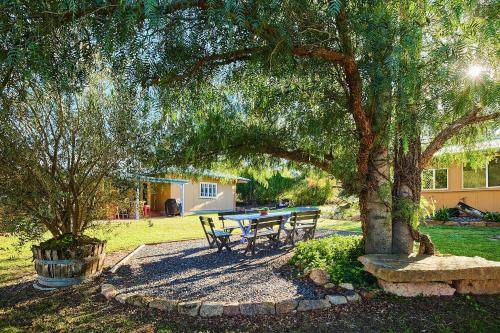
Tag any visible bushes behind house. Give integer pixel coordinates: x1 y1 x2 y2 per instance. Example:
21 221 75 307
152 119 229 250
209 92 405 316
289 235 375 287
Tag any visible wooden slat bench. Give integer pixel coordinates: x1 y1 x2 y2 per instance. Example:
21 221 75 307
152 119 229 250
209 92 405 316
199 216 232 253
244 215 284 255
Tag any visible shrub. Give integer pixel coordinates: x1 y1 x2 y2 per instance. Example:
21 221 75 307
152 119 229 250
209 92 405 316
484 212 500 222
433 207 451 221
289 235 375 287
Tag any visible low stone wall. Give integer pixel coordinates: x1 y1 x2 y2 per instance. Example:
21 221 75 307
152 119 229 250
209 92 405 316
359 254 500 297
424 220 500 227
100 283 365 317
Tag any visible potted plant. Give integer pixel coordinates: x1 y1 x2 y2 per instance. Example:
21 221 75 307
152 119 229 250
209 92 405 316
0 78 141 287
258 207 270 216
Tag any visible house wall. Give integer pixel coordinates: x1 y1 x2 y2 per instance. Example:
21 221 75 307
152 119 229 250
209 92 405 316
421 163 500 212
149 177 236 213
171 179 236 212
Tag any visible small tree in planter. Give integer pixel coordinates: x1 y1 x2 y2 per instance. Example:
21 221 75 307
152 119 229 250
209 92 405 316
0 77 143 287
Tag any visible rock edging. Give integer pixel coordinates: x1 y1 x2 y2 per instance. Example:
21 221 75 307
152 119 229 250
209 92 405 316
100 284 363 317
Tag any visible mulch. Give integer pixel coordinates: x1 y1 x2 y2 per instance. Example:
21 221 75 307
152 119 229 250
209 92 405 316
1 277 499 332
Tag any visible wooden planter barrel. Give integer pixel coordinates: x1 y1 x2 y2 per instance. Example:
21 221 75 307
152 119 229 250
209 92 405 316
31 241 106 288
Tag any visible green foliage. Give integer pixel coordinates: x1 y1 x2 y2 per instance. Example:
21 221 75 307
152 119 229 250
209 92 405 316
285 176 337 206
289 235 375 287
236 171 301 205
433 207 451 221
393 197 435 227
0 74 149 240
237 169 337 206
39 234 102 252
483 212 500 222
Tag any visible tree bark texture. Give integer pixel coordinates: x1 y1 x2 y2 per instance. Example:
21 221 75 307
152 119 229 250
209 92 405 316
392 135 421 254
361 143 393 254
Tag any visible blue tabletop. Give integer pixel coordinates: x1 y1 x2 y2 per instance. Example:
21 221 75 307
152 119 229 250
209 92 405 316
222 211 291 221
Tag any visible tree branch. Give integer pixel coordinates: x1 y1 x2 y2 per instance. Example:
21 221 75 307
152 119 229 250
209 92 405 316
257 144 332 172
420 107 500 168
292 47 346 63
335 7 373 181
142 47 265 86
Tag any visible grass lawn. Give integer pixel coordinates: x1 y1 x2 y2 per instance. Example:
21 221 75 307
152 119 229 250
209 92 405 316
0 213 216 285
323 220 500 261
1 214 499 285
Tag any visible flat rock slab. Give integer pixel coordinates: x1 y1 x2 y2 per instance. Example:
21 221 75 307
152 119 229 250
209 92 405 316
359 254 500 283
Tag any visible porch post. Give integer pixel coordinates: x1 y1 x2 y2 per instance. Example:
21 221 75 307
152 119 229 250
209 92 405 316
181 183 185 217
135 181 140 220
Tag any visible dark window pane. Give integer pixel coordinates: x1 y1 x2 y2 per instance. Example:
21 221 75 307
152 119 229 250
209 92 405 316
463 164 486 188
488 157 500 187
435 169 448 189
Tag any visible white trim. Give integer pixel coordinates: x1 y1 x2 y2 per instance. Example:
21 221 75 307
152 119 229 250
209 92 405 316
199 182 217 199
180 183 185 217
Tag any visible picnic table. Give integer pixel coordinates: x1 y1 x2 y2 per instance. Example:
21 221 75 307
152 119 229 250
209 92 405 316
222 211 292 239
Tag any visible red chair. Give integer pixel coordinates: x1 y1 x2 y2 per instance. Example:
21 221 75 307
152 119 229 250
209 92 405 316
143 204 151 217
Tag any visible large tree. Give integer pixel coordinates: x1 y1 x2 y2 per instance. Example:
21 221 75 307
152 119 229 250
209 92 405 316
1 0 498 253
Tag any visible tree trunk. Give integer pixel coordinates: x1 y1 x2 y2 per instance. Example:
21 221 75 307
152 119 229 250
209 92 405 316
392 134 435 255
392 135 421 254
361 143 393 254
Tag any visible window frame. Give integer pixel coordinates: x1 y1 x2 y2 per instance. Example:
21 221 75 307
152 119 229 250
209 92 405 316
199 182 218 199
422 168 448 190
462 158 500 189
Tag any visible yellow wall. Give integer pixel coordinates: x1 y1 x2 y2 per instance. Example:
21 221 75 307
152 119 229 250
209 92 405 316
148 176 236 213
421 163 500 212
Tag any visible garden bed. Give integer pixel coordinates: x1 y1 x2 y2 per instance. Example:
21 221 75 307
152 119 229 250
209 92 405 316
425 219 500 227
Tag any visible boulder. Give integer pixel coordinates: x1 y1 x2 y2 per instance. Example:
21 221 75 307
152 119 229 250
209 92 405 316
296 299 331 311
149 299 179 312
309 268 330 286
126 294 150 307
325 295 347 305
240 302 275 316
324 283 336 289
100 284 118 300
200 302 224 317
223 303 241 316
345 291 361 302
359 254 500 283
378 279 456 297
275 300 298 314
339 282 354 290
115 293 132 304
454 279 500 295
178 301 201 317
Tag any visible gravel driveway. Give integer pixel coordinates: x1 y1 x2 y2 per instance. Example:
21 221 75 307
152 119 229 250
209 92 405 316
107 229 358 302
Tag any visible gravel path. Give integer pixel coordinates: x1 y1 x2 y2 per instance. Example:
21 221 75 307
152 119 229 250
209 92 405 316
107 229 360 302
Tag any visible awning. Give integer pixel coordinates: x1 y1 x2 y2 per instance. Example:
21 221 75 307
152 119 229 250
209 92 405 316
136 175 190 185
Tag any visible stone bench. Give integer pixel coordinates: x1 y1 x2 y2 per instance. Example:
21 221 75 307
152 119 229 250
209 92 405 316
359 254 500 296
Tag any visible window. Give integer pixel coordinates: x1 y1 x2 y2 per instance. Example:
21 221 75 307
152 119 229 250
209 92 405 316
488 157 500 187
463 157 500 188
200 183 217 198
422 169 448 190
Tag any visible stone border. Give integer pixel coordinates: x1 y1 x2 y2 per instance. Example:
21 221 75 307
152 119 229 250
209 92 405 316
100 283 364 317
424 220 500 227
